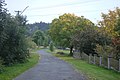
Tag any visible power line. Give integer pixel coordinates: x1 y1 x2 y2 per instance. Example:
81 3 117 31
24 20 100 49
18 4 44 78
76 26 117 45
28 0 102 11
15 6 29 15
27 7 114 17
28 13 60 17
20 6 29 15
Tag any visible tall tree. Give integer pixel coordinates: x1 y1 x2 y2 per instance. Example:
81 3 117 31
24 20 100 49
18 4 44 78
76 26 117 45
0 0 29 65
113 13 120 59
0 0 7 53
49 13 94 56
33 30 45 47
99 7 120 59
43 36 49 48
98 7 120 37
26 22 50 36
0 14 29 65
72 26 111 55
114 14 120 36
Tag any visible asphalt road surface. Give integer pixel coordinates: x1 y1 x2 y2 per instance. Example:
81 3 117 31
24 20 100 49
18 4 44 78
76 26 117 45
14 50 87 80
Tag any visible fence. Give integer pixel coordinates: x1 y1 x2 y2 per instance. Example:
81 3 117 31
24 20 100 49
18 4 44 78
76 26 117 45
73 52 120 72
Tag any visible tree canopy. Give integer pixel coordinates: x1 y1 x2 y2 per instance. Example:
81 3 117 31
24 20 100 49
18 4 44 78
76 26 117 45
98 7 120 37
33 30 44 47
49 13 94 56
98 7 120 59
0 0 29 65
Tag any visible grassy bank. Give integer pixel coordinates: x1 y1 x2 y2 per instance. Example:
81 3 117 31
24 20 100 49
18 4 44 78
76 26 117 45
49 49 120 80
0 49 39 80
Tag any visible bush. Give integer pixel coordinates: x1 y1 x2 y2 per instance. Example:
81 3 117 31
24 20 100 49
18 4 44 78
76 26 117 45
49 42 54 52
56 52 65 55
26 37 37 49
43 37 48 48
0 1 29 66
95 44 114 57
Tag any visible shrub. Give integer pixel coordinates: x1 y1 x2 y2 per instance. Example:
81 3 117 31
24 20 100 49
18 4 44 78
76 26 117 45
95 44 114 57
56 52 65 55
26 37 37 49
49 42 54 52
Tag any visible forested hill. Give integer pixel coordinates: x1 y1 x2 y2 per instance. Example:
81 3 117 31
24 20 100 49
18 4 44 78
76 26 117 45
26 22 50 36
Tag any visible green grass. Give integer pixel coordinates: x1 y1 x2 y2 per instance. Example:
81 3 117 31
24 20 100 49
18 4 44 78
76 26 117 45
50 49 120 80
0 50 39 80
47 49 70 55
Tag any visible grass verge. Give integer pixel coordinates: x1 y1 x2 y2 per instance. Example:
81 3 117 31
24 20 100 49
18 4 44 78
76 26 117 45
49 49 120 80
0 49 39 80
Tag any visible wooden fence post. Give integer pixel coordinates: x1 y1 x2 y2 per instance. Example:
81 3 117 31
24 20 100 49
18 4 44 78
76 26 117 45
119 59 120 72
108 57 111 69
89 54 91 64
99 56 102 66
94 54 96 64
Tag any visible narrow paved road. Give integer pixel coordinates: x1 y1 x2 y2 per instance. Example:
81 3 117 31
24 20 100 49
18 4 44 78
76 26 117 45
14 50 86 80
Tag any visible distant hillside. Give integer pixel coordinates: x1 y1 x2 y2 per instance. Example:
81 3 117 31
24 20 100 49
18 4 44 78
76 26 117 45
26 22 50 36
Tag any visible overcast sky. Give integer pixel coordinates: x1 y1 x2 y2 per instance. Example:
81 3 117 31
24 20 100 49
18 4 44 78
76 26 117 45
5 0 120 24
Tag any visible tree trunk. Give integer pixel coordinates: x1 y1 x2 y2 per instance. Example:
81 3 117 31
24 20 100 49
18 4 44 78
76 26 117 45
69 46 73 56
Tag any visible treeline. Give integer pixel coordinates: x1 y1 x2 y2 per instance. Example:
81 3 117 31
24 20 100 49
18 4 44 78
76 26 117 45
0 0 29 72
26 22 50 36
26 22 50 48
32 30 49 48
49 8 120 60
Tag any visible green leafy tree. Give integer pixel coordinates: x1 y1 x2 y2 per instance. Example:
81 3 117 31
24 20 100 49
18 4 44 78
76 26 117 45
26 37 37 49
72 26 97 55
0 0 7 54
98 7 120 59
0 0 29 65
114 15 120 36
113 14 120 59
33 30 45 47
95 44 114 58
98 7 120 37
5 15 28 65
43 36 49 48
0 14 29 65
49 13 94 56
72 26 111 56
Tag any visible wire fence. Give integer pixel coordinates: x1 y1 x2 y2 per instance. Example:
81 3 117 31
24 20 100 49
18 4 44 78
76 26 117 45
73 52 120 72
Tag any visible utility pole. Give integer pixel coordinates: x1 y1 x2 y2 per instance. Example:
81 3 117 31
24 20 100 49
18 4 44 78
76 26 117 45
15 6 29 15
15 10 21 15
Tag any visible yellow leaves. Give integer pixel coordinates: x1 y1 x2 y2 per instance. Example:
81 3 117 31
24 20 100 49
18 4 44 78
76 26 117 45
50 13 95 41
95 44 114 56
62 27 67 31
99 7 120 37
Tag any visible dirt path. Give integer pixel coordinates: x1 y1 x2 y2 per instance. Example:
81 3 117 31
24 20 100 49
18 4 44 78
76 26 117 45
14 50 86 80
